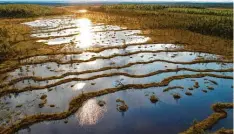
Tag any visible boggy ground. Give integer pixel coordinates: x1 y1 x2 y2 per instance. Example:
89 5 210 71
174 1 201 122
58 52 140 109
0 4 233 134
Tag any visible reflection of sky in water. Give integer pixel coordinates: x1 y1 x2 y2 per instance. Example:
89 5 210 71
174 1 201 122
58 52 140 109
24 16 149 48
7 51 230 81
3 15 232 134
16 78 233 134
1 71 232 124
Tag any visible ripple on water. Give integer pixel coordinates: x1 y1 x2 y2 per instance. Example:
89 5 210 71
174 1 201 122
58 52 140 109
0 15 231 133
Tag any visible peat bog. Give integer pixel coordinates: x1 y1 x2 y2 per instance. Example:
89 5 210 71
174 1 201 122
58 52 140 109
0 3 233 134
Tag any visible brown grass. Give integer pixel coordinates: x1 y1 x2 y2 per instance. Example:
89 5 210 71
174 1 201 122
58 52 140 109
163 86 184 92
1 60 232 89
0 68 232 97
76 10 232 58
0 47 232 75
0 73 232 134
181 103 233 134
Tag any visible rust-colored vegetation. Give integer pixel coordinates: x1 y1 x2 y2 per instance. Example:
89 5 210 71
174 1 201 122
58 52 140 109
181 103 233 134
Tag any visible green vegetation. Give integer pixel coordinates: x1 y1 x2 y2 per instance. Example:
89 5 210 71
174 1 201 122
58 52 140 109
0 4 65 18
0 4 232 133
0 28 11 61
0 4 65 63
99 4 232 16
100 4 167 10
92 5 233 39
167 8 232 16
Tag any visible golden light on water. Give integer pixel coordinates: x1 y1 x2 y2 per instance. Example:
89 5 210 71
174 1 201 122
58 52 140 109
76 99 107 126
78 9 88 13
75 18 93 48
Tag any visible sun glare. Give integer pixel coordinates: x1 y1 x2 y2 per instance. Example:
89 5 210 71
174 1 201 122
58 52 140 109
75 18 93 48
78 9 88 13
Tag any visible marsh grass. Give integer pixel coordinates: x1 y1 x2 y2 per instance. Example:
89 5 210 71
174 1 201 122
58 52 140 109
0 4 66 63
149 95 159 103
167 8 233 16
116 98 128 112
0 5 232 70
1 47 231 75
78 10 232 58
0 4 65 18
214 128 233 134
0 73 233 134
172 93 181 99
163 86 184 92
0 67 232 95
185 92 192 96
181 103 233 134
92 5 233 39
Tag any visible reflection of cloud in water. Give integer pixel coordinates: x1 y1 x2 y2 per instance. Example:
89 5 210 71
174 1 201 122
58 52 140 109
73 82 86 91
76 99 107 126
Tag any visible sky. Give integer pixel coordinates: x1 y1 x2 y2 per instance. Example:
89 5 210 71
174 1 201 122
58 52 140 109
1 0 233 2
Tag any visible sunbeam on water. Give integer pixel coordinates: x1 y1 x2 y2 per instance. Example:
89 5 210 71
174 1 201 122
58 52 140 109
23 16 150 49
75 18 93 48
78 10 88 13
2 14 232 134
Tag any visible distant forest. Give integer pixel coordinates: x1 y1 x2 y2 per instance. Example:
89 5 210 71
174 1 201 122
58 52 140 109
0 1 233 8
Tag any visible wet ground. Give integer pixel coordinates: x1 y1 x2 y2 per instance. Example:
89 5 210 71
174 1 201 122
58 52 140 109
0 14 233 134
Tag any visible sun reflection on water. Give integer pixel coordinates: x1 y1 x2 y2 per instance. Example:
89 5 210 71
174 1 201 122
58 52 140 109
76 99 107 126
75 18 93 49
78 9 87 13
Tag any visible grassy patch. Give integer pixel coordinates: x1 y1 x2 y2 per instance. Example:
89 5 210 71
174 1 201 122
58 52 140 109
0 67 232 96
0 74 232 133
116 98 128 112
0 4 65 18
181 102 233 134
163 86 184 92
149 94 159 103
185 92 192 96
167 8 232 16
0 4 66 63
172 93 181 99
91 5 233 40
76 6 233 58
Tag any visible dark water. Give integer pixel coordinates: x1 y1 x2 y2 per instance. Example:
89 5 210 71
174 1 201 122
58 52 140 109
18 77 233 134
0 16 232 134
